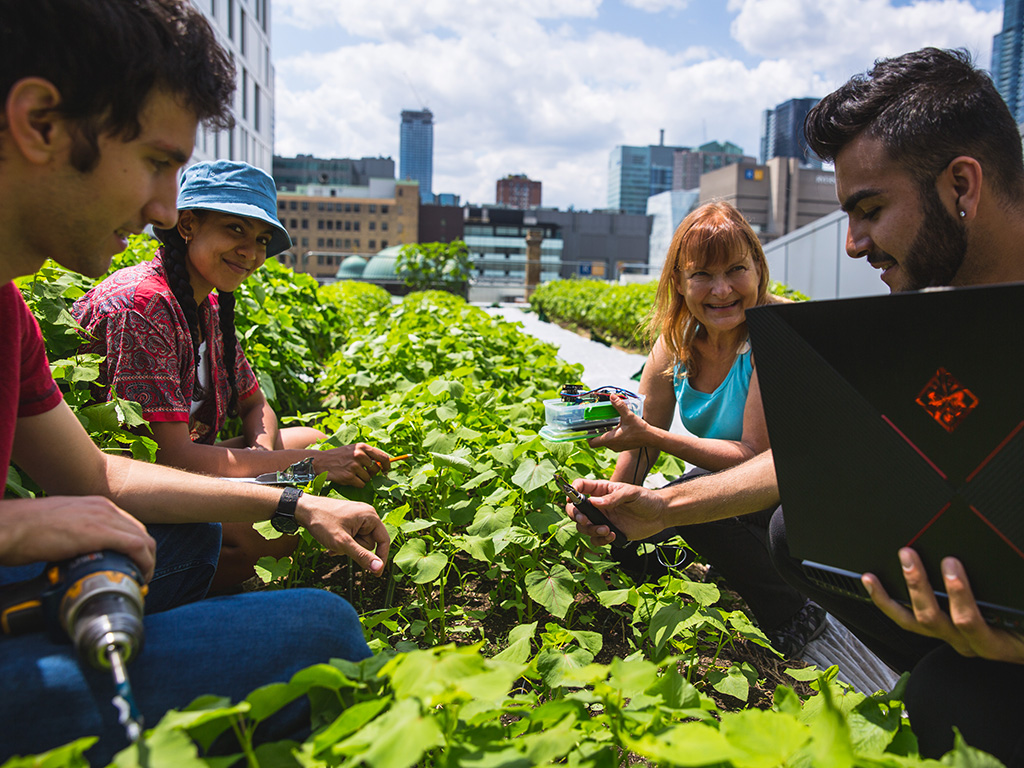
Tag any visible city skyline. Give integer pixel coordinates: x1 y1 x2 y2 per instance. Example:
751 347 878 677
272 0 1003 211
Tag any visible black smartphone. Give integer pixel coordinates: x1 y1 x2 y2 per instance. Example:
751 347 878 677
554 473 630 548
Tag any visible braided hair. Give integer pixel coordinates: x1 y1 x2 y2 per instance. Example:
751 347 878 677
158 216 241 418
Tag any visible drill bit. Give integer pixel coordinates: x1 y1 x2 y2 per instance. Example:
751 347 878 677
107 643 143 743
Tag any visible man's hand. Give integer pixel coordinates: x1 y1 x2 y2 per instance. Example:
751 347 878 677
587 395 651 452
314 443 393 488
565 478 669 546
295 496 390 575
863 547 1024 664
0 497 156 582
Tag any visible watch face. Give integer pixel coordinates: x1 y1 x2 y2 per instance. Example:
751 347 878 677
271 513 299 535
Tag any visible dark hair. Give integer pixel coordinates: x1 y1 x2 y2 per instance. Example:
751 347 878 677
0 0 235 171
159 222 241 418
804 47 1024 201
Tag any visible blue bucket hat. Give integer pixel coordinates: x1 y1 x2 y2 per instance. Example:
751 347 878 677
154 160 291 258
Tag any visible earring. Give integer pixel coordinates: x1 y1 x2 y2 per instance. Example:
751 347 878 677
959 210 966 218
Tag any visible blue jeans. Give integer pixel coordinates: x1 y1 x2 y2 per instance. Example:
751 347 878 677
0 523 371 765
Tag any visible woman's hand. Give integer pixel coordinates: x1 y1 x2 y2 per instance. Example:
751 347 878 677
588 395 652 452
313 443 393 488
863 548 1024 664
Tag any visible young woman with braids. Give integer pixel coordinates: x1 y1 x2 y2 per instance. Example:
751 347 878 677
586 201 826 656
73 161 393 591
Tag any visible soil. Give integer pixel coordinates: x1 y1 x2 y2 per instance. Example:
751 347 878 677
300 548 816 711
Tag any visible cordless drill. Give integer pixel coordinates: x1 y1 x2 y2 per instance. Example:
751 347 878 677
0 550 147 742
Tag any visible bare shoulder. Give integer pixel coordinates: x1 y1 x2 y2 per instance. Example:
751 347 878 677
764 293 794 306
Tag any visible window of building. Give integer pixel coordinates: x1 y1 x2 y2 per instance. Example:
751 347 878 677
382 205 389 214
301 201 309 211
289 218 297 228
301 219 308 228
227 0 234 39
278 201 286 211
353 222 360 231
326 220 333 230
381 240 388 248
344 221 351 231
397 188 403 196
289 201 297 210
344 203 352 213
326 203 334 212
317 238 324 247
369 240 376 249
369 221 376 231
344 239 351 248
240 9 247 55
327 238 334 247
317 203 324 211
354 239 360 248
317 254 324 265
381 222 388 231
353 204 361 213
318 220 324 230
301 237 308 247
369 204 377 213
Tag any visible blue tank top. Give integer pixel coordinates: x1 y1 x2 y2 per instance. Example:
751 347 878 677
673 345 753 441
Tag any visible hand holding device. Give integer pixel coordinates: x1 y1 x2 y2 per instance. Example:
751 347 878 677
555 473 631 549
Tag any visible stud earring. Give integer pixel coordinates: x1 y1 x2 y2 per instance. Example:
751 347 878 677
959 210 966 218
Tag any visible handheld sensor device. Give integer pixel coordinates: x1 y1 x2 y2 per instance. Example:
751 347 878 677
539 384 644 442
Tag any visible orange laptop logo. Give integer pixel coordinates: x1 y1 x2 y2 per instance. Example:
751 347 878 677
916 367 978 433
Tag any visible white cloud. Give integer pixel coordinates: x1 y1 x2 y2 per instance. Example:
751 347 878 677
272 0 1004 210
729 0 1001 80
622 0 691 12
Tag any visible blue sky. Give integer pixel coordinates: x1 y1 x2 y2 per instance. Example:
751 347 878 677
271 0 1004 210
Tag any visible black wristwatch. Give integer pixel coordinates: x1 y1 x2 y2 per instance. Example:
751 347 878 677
271 487 303 534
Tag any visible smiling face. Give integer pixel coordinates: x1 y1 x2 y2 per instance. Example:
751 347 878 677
837 133 968 293
677 251 761 335
48 89 196 278
178 209 274 302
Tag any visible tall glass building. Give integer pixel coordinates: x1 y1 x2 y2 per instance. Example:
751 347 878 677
760 97 822 169
993 0 1024 124
607 144 680 215
400 109 434 204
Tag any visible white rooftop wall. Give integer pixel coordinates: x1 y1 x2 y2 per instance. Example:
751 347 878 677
763 208 886 300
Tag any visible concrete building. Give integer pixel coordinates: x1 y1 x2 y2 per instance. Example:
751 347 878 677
673 142 754 191
463 207 563 288
419 204 465 245
608 138 685 215
400 109 434 204
192 0 275 172
993 0 1024 124
699 157 838 242
272 154 394 190
763 209 885 300
496 174 542 208
275 180 419 280
760 97 822 170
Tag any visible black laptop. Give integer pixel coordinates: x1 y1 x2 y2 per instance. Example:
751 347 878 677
746 283 1024 629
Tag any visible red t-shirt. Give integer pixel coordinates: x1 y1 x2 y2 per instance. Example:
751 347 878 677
1 282 64 471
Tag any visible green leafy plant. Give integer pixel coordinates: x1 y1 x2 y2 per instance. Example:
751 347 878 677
395 240 472 293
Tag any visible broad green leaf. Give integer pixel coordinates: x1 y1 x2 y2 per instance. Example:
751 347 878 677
536 645 594 688
494 622 538 664
254 555 292 584
511 457 557 494
0 738 96 768
706 664 752 702
394 538 448 584
429 451 473 474
525 565 575 618
719 708 809 768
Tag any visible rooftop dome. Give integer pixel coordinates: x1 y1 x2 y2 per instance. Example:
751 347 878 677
361 246 404 280
336 254 369 279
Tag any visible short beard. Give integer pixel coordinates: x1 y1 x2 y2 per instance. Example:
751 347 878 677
901 185 968 291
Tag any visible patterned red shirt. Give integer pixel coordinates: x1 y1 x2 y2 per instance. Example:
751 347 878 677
72 252 259 444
